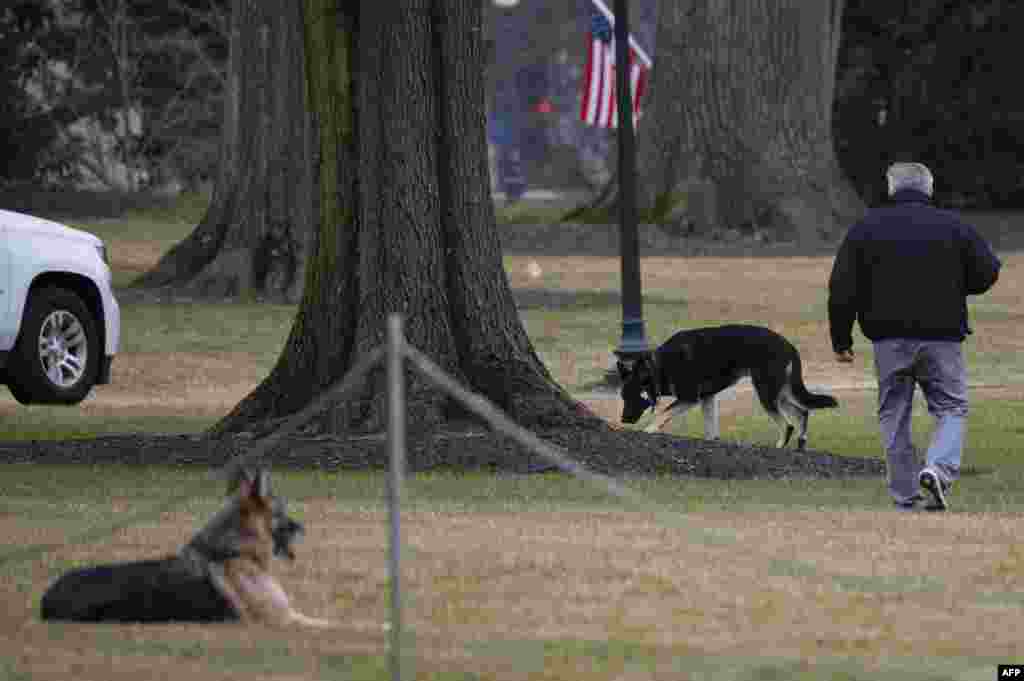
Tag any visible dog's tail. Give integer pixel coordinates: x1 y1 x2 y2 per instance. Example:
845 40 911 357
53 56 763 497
788 356 839 410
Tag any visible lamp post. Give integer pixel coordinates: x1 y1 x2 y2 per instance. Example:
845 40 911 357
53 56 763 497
613 0 649 360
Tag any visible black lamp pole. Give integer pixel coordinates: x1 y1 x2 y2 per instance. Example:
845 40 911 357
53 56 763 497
612 0 649 359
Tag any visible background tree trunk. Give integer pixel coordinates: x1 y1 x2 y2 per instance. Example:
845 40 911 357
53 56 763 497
637 0 864 242
134 0 315 302
213 0 598 442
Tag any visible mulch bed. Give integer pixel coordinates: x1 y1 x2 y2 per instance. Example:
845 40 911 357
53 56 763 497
0 428 885 479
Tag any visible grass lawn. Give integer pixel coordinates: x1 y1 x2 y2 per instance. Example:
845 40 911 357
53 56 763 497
1 197 1023 679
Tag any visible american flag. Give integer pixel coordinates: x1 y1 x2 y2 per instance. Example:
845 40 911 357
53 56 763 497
579 0 652 129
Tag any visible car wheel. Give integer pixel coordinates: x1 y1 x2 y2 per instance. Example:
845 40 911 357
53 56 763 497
7 287 100 405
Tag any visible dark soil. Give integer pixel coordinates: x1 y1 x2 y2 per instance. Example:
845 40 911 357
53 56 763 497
0 426 885 480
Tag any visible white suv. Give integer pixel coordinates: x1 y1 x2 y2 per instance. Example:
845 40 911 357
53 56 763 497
0 209 120 404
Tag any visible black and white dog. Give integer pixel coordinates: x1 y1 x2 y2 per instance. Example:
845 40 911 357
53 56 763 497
617 325 838 451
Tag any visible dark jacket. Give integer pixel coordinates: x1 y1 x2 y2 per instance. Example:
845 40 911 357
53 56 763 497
828 189 1001 352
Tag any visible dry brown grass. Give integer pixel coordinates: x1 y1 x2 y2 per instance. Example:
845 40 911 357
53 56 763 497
51 249 1018 427
112 240 171 279
4 246 1022 678
96 351 268 417
5 504 1024 679
0 350 267 429
512 253 1024 381
514 252 1024 428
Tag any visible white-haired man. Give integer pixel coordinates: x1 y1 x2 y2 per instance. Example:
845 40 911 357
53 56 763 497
828 162 1001 511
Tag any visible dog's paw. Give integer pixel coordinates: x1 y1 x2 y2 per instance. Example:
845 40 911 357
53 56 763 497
292 612 333 629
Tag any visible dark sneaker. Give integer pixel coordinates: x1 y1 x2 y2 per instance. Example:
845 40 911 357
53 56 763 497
919 468 948 511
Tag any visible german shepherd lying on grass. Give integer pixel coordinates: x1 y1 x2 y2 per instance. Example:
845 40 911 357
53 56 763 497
40 468 330 628
617 325 838 451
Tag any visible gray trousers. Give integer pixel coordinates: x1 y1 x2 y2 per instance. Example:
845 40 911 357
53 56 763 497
873 339 968 504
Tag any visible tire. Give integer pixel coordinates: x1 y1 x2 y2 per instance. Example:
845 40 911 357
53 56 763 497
7 287 100 405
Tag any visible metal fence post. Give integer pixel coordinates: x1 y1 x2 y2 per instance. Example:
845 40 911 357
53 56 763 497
386 314 407 681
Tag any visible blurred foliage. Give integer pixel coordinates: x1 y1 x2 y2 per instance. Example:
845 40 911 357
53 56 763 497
3 1 1024 208
835 0 1024 207
0 2 63 183
0 0 227 190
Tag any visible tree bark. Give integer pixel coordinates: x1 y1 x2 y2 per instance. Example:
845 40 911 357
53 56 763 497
134 0 315 302
636 0 864 242
212 0 598 441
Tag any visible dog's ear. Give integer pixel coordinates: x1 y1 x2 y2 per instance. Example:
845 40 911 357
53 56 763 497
236 469 255 500
616 359 634 381
255 469 273 501
236 470 274 510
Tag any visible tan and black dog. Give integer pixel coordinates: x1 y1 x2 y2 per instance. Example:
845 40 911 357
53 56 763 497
617 325 838 451
40 468 329 627
211 470 330 628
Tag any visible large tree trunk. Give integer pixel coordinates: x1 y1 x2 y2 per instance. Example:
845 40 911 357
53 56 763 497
212 0 597 440
134 0 315 302
636 0 865 242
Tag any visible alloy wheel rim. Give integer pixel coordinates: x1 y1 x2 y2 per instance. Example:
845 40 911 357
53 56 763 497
37 309 88 388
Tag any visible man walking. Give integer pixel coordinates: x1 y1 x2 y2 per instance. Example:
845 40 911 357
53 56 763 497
828 162 1001 511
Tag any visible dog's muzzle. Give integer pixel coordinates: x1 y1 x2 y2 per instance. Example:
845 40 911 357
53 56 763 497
621 393 657 424
273 519 304 561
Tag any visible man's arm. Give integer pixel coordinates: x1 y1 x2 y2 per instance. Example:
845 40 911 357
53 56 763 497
828 229 860 355
961 224 1001 295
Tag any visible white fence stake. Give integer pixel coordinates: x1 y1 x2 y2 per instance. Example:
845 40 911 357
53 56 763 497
386 314 407 681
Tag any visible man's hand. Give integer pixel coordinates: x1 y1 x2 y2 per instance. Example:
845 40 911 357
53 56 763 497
835 349 855 363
